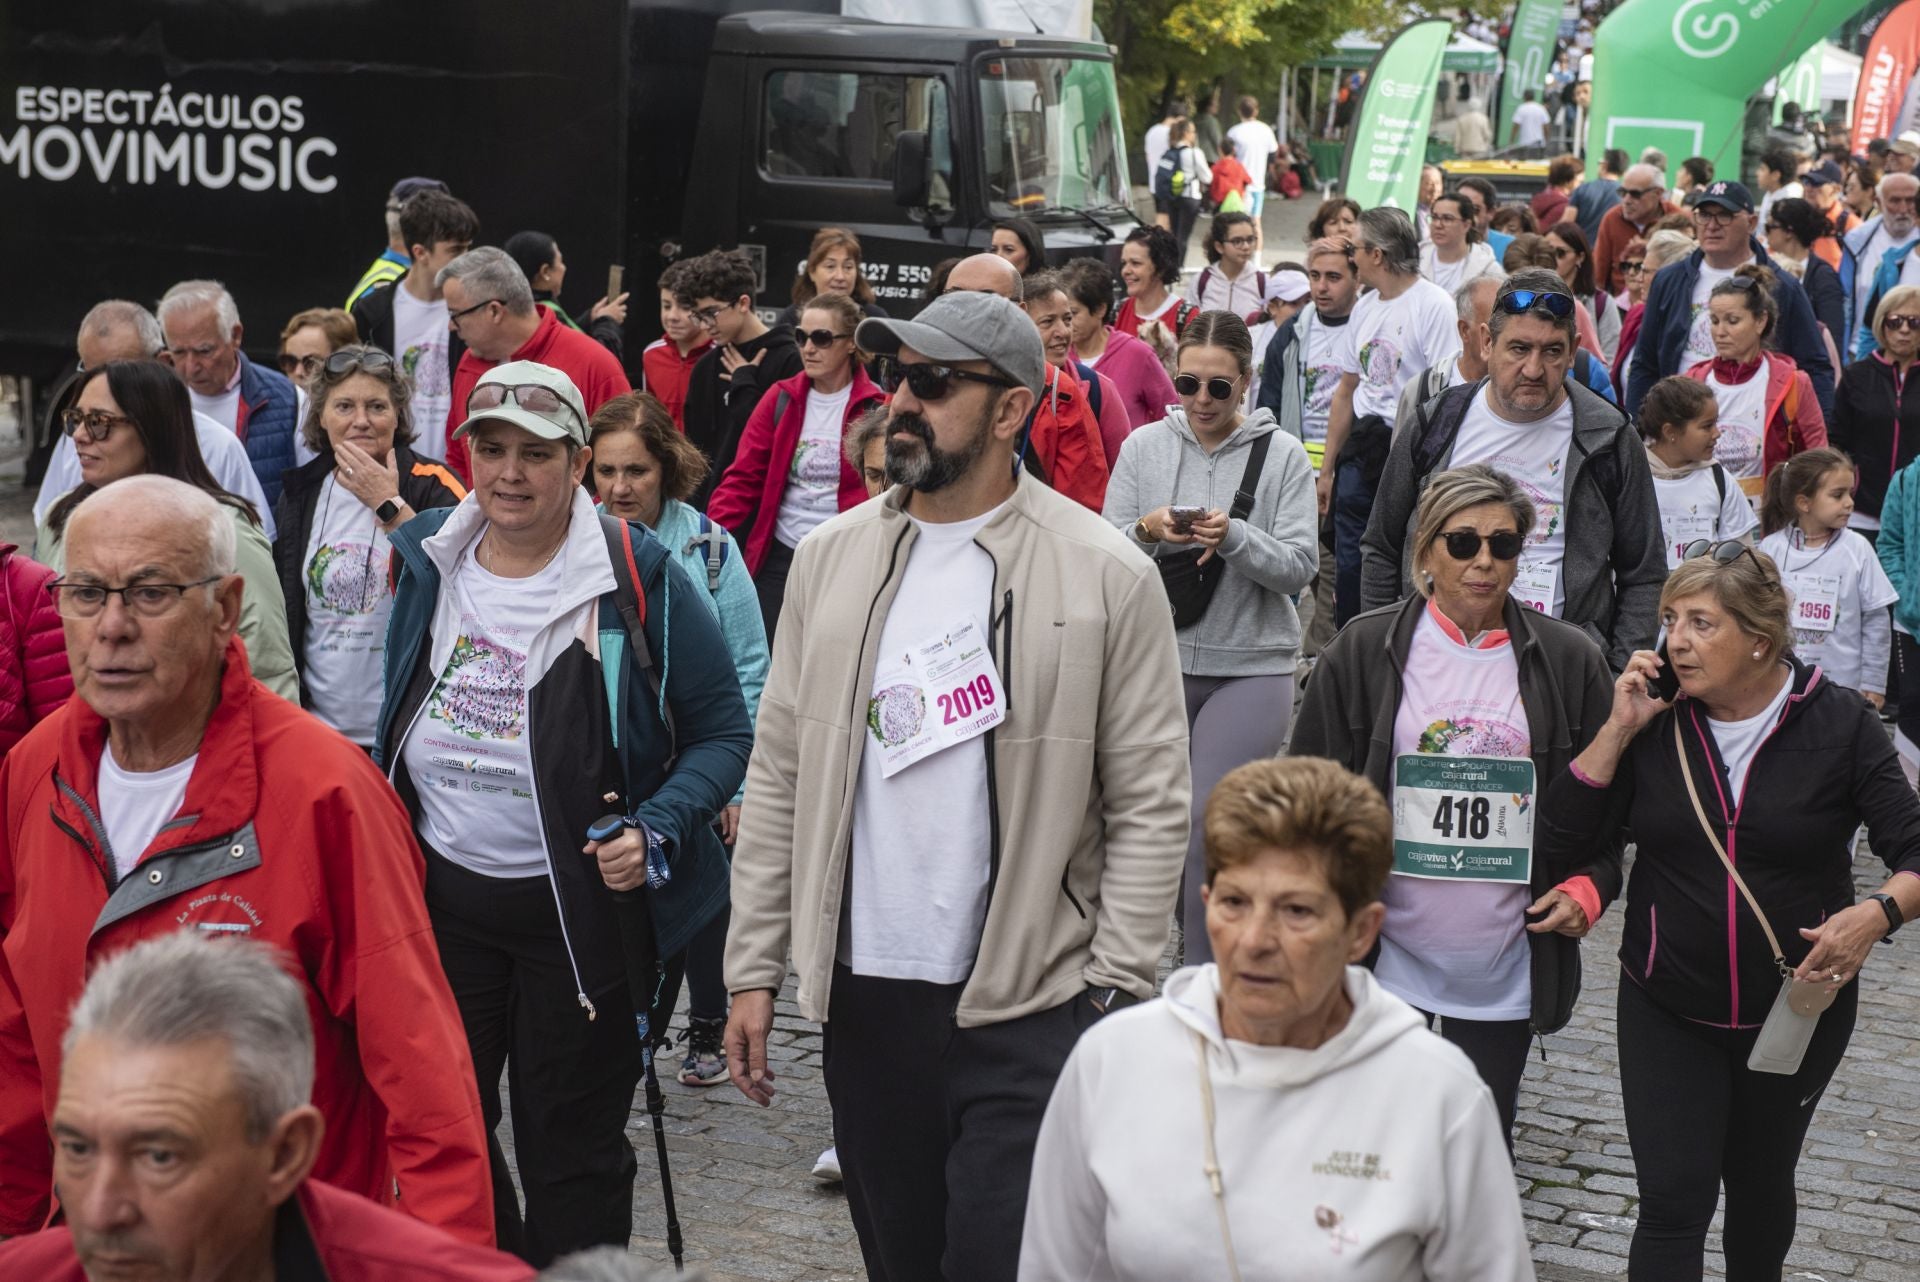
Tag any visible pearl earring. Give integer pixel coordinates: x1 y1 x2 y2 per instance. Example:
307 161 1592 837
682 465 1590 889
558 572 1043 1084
1753 649 1764 659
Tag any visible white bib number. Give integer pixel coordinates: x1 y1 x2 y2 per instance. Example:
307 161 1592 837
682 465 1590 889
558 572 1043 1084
866 615 1007 778
1662 512 1717 568
1788 571 1840 634
1391 754 1535 884
1511 556 1560 616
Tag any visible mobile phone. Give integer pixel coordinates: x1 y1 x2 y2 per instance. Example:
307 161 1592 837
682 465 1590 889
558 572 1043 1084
1646 640 1681 703
607 264 625 299
1170 505 1206 532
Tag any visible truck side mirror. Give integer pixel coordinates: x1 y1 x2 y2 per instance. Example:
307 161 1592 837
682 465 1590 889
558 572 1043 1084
893 130 930 208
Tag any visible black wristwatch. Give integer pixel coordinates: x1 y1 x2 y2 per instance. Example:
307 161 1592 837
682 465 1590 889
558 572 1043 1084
374 497 402 524
1869 892 1904 938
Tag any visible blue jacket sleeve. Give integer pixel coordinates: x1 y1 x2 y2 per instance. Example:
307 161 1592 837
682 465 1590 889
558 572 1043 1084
1256 321 1295 419
710 549 769 807
1776 275 1835 415
1625 271 1675 416
1583 355 1617 404
630 555 753 853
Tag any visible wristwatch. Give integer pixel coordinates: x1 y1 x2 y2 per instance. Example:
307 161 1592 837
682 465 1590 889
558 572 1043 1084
1134 517 1158 544
1868 892 1904 938
374 497 402 524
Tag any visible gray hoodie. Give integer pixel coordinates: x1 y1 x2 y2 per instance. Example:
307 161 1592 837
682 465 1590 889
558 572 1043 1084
1102 407 1319 677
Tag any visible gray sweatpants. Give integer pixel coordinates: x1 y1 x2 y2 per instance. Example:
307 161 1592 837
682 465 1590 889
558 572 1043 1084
1180 672 1295 965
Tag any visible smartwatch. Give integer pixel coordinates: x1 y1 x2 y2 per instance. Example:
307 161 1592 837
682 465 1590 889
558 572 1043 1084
1869 892 1904 938
374 497 403 524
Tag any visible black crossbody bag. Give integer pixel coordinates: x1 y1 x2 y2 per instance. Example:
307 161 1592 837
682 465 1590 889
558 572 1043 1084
1155 432 1273 630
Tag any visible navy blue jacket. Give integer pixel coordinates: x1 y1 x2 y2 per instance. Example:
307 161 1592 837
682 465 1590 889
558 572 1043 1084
376 505 752 999
235 352 301 508
1625 238 1835 418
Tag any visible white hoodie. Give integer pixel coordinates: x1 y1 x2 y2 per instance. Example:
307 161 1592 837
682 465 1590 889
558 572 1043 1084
1018 965 1533 1282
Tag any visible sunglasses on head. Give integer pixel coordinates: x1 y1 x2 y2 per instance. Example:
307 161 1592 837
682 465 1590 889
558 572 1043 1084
796 328 851 349
1495 289 1575 318
467 381 584 428
875 357 1014 401
1439 530 1524 561
324 349 395 377
1174 373 1239 400
1679 539 1762 570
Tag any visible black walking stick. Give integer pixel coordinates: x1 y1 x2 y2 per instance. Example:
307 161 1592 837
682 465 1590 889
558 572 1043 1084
591 813 685 1271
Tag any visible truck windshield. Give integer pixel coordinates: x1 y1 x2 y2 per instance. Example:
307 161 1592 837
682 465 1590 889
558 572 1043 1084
978 56 1131 219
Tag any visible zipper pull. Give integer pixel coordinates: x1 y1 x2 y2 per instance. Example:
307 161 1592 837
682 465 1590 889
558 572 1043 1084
578 991 598 1020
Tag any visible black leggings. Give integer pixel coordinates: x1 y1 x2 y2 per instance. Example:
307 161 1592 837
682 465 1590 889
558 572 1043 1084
1616 974 1858 1281
755 537 797 649
1420 1009 1531 1152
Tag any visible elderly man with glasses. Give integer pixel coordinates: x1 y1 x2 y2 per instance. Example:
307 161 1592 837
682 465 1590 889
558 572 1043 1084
437 247 630 486
1363 269 1665 673
0 474 498 1248
1594 164 1678 297
1626 181 1835 417
1848 172 1920 359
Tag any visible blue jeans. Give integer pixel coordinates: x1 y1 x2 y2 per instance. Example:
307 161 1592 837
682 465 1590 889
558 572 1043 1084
1333 454 1373 626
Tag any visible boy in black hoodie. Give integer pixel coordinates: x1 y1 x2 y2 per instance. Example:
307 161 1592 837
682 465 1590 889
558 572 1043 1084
676 249 803 506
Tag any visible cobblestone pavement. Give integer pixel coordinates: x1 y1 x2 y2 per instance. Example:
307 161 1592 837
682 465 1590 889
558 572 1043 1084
584 840 1920 1282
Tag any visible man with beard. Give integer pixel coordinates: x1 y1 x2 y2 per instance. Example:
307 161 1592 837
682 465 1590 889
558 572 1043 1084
1847 172 1920 358
722 290 1189 1282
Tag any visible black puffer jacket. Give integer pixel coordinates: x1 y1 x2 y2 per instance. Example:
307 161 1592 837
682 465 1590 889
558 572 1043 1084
1829 355 1920 521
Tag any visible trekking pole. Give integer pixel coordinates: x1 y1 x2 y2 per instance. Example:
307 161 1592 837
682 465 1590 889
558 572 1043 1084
591 814 686 1271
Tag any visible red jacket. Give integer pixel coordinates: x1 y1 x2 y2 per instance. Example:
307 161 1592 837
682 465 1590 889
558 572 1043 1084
0 546 69 757
1208 156 1251 208
1685 352 1829 487
0 1177 533 1282
641 335 713 429
444 307 633 483
705 367 885 574
0 641 495 1244
1025 362 1111 511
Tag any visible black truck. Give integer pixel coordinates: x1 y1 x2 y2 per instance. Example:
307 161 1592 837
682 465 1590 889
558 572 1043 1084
0 0 1137 404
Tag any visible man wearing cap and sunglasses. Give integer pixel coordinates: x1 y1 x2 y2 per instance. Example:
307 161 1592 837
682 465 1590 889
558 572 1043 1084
375 360 752 1264
1364 270 1665 673
724 290 1188 1282
1626 180 1834 418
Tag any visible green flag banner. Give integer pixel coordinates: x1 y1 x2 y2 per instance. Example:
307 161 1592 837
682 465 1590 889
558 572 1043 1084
1773 42 1825 124
1587 0 1872 176
1499 0 1564 149
1340 18 1451 212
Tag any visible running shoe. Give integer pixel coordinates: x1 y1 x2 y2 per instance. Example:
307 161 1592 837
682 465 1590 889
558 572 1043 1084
811 1145 842 1183
677 1016 727 1087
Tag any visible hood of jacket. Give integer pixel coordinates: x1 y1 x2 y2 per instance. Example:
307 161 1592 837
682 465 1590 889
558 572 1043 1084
1162 963 1426 1086
1643 443 1716 482
1160 404 1280 453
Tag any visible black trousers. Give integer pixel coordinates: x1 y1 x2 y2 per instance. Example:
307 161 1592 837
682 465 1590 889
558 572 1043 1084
755 537 797 649
823 964 1097 1282
1617 974 1858 1281
1420 1009 1531 1152
424 847 644 1267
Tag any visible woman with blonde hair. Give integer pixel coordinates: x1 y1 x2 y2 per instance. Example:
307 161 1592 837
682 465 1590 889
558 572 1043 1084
1832 284 1920 536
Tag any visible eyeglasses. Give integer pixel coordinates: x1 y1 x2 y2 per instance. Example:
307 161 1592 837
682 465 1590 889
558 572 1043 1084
324 349 396 376
1495 289 1575 318
1694 206 1738 225
1886 315 1920 332
1621 259 1647 274
1680 539 1762 570
874 357 1014 401
467 382 585 429
47 576 222 619
796 329 852 349
61 408 135 443
690 303 734 329
1428 213 1464 225
1174 373 1240 400
1439 530 1524 561
1222 236 1258 248
448 298 502 324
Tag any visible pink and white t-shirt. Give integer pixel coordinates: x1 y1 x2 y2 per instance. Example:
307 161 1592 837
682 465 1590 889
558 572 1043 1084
1378 603 1534 1021
1703 364 1768 482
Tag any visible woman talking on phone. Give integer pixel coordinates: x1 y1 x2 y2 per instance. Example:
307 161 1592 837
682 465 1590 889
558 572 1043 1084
1539 543 1920 1280
1102 310 1318 965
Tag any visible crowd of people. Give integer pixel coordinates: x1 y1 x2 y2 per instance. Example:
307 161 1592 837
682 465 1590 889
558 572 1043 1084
0 113 1917 1282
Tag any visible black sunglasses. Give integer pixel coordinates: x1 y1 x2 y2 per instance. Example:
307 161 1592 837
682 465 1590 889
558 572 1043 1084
876 357 1014 401
1174 373 1239 400
796 329 852 349
1886 315 1920 333
1495 289 1575 318
1439 530 1524 561
1680 539 1762 570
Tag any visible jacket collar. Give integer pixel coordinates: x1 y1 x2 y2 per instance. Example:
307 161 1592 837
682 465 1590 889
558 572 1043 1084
235 351 271 411
1383 589 1544 669
55 638 262 864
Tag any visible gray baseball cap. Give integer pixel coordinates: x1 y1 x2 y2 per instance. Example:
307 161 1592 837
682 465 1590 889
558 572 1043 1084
856 292 1045 397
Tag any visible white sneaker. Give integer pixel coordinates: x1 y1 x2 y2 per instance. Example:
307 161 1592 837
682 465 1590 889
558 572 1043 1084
811 1145 842 1183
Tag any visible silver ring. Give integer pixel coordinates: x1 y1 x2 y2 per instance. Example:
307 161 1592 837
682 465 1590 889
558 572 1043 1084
344 467 355 477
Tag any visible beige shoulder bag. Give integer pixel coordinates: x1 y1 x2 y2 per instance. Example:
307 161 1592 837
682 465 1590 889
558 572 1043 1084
1673 717 1836 1074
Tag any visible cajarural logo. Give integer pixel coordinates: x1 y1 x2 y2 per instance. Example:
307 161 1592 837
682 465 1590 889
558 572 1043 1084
1672 0 1739 59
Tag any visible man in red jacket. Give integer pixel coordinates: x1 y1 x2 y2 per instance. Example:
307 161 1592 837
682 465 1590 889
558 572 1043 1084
0 931 532 1282
0 475 495 1246
439 246 631 482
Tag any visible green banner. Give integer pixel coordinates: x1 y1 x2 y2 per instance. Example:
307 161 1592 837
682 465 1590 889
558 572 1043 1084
1587 0 1872 177
1391 755 1535 885
1498 0 1564 149
1773 42 1825 124
1339 18 1452 212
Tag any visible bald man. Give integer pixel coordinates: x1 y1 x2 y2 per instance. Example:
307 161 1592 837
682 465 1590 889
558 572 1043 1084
944 252 1023 300
1594 164 1677 295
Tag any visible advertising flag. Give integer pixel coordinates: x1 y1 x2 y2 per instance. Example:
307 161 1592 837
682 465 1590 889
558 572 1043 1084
1499 0 1564 149
1339 19 1451 212
1859 1 1920 150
